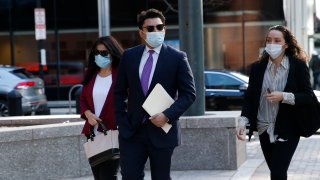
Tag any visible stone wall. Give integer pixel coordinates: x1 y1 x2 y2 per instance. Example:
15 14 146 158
0 112 246 179
172 114 246 170
0 122 90 180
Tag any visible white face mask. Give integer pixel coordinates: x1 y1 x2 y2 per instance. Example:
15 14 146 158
145 32 165 48
265 44 283 59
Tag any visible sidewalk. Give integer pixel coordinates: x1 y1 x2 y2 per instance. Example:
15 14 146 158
66 134 320 180
251 135 320 180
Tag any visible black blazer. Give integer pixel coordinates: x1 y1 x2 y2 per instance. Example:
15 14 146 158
114 44 196 148
241 56 314 140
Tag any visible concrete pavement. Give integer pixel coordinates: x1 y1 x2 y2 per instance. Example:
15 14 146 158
251 135 320 180
64 134 320 180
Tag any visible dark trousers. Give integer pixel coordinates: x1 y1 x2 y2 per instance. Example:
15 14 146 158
259 131 300 180
91 159 120 180
119 125 174 180
313 73 320 89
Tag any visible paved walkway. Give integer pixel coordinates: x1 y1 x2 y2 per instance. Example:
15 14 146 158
66 134 320 180
251 135 320 180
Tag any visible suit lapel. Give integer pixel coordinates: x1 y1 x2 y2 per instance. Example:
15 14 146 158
284 57 295 91
256 59 268 98
87 72 98 114
255 58 295 98
99 68 117 118
133 45 146 96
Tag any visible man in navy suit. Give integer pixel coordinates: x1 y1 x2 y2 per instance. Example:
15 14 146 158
114 8 196 180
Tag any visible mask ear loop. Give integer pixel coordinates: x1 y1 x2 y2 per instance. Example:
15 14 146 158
283 44 288 50
139 29 147 41
140 30 151 47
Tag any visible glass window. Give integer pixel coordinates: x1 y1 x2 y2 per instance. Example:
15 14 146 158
205 72 242 89
230 72 249 82
12 69 34 79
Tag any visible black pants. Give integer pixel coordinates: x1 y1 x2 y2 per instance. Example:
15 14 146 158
119 125 174 180
91 159 120 180
259 132 300 180
313 73 320 89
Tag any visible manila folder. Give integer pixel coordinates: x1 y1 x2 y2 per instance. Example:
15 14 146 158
142 83 174 133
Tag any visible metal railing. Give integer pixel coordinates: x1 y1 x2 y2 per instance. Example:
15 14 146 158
68 84 83 114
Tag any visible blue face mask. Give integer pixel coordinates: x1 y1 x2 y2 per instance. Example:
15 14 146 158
95 55 111 68
145 32 165 48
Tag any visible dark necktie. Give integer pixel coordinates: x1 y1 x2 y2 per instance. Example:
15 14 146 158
141 50 155 95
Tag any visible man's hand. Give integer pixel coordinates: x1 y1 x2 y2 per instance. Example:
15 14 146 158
149 113 169 128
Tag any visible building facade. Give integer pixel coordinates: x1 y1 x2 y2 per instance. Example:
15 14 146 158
0 0 314 100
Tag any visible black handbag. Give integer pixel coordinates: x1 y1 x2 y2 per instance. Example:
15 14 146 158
83 120 120 167
297 92 320 137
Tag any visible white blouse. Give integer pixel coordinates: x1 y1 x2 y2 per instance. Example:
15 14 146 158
92 74 112 134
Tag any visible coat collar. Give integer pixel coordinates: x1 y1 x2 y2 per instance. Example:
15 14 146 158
257 56 295 93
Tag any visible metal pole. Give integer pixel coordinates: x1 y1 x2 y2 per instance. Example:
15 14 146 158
69 84 83 114
37 40 44 79
179 0 205 116
36 0 44 79
54 0 61 99
98 0 110 36
241 0 246 73
9 0 15 66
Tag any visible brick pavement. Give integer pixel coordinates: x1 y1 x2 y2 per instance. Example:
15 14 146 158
250 135 320 180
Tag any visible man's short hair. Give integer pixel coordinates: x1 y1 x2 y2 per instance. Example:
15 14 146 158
137 8 166 29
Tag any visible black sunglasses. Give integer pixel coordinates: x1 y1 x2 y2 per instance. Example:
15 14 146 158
93 50 109 57
143 24 165 32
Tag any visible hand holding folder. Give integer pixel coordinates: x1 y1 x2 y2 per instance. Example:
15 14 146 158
142 83 174 133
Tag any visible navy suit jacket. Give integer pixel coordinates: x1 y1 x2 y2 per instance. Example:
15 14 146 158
114 44 196 148
241 56 314 140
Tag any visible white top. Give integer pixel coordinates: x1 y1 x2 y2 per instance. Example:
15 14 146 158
139 45 162 88
257 57 290 143
92 74 112 133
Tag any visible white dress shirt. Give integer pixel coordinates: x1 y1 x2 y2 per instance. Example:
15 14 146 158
139 45 162 89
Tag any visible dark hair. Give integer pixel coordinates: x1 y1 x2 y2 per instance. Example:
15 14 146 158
83 36 124 85
260 25 309 63
137 8 166 29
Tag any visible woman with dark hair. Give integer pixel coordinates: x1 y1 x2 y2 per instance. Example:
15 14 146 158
236 25 313 179
80 36 124 180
